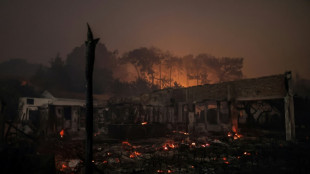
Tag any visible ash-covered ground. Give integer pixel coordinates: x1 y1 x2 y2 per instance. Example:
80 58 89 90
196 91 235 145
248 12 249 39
31 131 310 174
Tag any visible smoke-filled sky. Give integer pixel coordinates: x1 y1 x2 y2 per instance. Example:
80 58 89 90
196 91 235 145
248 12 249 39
1 0 309 78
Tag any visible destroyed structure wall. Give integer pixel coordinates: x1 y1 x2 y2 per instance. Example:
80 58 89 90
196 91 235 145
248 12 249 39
108 73 290 134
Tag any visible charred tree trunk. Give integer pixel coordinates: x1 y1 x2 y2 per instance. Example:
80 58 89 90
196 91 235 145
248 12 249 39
85 23 99 174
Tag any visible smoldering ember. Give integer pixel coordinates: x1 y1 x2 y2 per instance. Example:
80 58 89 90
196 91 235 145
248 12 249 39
1 26 310 174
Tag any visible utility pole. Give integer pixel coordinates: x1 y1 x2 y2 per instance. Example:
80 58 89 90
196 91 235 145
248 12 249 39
85 23 99 174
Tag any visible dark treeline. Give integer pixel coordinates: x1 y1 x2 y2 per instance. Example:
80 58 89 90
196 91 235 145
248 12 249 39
0 43 244 98
29 43 244 97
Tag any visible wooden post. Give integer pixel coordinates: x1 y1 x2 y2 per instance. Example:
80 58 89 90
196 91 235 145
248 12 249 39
284 71 295 141
85 23 99 174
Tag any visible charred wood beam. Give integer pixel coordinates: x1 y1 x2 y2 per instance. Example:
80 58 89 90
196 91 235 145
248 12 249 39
284 71 295 141
85 23 99 174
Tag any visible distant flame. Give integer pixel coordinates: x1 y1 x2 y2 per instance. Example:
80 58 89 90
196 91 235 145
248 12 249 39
60 129 64 138
232 126 237 133
141 122 148 125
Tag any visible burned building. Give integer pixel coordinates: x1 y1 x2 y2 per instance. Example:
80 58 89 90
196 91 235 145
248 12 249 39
108 72 295 141
18 91 106 137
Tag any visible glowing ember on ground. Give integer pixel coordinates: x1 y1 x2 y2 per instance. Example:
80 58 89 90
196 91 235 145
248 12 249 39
223 157 227 161
167 169 172 173
59 129 64 138
228 131 242 140
234 133 241 139
141 122 148 125
178 131 189 135
61 164 67 169
122 141 131 146
157 169 164 173
224 161 230 164
243 152 251 155
130 151 142 158
103 160 108 164
201 143 210 148
163 141 176 150
134 151 141 156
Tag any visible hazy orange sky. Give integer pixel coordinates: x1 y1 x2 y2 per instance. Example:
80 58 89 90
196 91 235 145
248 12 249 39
0 0 309 78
